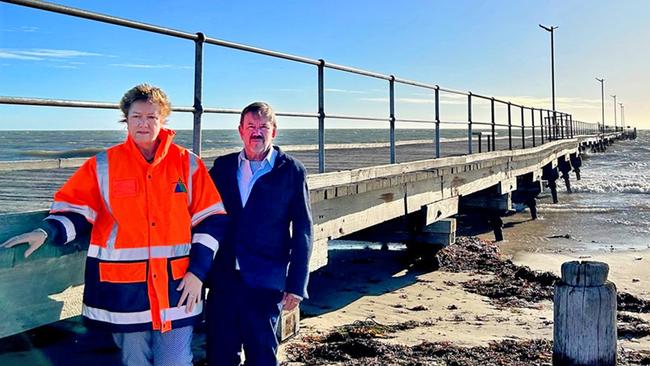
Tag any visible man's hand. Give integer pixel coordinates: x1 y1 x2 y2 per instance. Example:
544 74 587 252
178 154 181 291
282 292 301 311
0 230 47 258
177 271 202 313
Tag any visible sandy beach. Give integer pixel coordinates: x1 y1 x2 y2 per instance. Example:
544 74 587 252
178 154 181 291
279 213 650 365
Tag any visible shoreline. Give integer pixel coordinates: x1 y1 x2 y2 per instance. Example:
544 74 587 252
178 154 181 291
279 234 650 365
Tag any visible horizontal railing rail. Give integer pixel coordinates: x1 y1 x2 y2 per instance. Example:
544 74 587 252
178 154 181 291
1 0 619 173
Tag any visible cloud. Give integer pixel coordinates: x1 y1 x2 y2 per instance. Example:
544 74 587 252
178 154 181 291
359 96 465 105
0 48 107 61
2 26 40 33
325 88 368 95
0 51 42 60
268 88 304 93
14 49 104 58
359 97 388 103
51 65 78 69
109 63 192 69
495 95 602 110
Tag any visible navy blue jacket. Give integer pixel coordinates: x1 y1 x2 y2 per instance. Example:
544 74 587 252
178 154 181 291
207 146 313 299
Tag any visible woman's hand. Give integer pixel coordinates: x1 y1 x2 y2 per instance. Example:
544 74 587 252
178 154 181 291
177 271 203 313
0 230 47 257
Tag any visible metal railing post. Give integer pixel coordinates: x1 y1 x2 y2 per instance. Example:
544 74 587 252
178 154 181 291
491 98 496 151
467 92 473 154
317 59 325 173
546 109 553 141
435 85 441 158
507 102 512 150
520 105 525 149
192 32 205 156
539 109 544 145
531 108 536 147
560 113 565 139
553 110 558 140
389 76 396 164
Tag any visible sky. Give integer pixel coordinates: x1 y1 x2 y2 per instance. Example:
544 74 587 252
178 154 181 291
0 0 648 130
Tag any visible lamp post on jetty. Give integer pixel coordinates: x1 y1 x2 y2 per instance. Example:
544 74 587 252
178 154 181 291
611 94 617 131
596 78 605 133
620 103 625 130
539 24 558 131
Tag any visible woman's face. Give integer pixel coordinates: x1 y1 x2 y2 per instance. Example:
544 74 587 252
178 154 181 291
126 100 163 149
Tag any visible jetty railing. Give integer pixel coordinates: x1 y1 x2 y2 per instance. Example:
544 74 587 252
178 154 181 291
1 0 610 173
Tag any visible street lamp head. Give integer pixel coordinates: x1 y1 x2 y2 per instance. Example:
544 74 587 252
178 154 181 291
595 77 604 83
539 24 558 32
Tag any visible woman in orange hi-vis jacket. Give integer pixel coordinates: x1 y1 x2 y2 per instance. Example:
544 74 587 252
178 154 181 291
1 84 227 366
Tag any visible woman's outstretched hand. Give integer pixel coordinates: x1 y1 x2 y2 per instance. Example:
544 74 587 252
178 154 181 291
0 230 47 258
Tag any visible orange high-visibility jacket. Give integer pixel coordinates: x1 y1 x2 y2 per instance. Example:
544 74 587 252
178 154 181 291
41 128 226 332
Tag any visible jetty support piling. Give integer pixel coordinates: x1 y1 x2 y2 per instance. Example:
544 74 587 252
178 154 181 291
460 188 512 242
557 156 572 193
570 153 582 180
542 163 560 204
512 174 542 220
406 217 456 266
489 215 504 242
553 261 617 366
418 218 456 247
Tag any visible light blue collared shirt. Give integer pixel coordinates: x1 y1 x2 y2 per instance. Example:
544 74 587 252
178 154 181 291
237 147 277 207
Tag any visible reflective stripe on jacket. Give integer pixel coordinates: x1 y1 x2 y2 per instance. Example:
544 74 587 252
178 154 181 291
49 128 225 332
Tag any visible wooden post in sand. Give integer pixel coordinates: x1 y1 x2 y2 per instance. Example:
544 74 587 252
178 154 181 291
553 261 617 366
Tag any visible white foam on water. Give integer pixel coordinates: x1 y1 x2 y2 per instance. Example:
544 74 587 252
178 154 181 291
571 179 650 194
537 205 619 213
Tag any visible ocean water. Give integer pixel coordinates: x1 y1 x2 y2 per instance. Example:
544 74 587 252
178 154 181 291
0 129 474 162
497 130 650 254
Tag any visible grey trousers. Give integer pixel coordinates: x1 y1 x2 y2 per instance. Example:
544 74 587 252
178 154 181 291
112 325 193 366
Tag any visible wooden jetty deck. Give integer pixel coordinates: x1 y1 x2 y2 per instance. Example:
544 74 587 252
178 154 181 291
0 131 626 338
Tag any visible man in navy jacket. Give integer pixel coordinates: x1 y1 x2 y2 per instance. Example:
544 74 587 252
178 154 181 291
206 102 313 366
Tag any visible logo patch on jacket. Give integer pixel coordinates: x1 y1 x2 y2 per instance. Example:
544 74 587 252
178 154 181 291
113 178 137 198
174 178 187 193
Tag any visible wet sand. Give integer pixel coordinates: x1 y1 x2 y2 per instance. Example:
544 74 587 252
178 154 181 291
279 234 650 365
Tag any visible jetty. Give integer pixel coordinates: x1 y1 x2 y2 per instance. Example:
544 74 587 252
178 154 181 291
0 0 638 341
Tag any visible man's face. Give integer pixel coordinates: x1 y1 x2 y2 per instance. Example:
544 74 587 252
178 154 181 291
239 112 277 160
